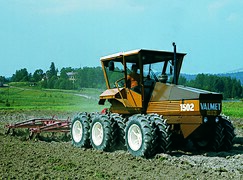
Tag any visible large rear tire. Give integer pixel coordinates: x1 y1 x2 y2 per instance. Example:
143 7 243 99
220 116 235 151
71 113 91 148
125 114 157 158
90 114 117 151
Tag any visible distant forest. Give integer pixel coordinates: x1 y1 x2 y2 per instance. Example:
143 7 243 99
0 62 242 99
178 74 242 99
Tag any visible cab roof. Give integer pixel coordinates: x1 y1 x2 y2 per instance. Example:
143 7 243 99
100 49 186 65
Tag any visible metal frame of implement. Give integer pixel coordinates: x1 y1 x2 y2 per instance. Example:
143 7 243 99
5 116 71 138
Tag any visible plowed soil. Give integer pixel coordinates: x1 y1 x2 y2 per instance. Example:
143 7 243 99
1 110 243 179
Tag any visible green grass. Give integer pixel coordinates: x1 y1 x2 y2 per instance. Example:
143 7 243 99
222 101 243 118
0 86 107 113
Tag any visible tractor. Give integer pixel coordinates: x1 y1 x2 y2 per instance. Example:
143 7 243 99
71 43 235 158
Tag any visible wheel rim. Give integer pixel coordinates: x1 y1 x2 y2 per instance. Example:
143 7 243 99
72 120 82 143
128 124 142 151
92 122 104 146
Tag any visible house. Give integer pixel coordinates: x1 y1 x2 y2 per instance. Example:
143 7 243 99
66 72 77 83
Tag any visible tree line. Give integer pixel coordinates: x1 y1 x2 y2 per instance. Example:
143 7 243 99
1 62 242 99
3 62 106 90
179 74 242 99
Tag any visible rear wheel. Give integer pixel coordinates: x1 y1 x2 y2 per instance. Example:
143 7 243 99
90 114 117 151
221 116 235 151
71 113 91 148
125 114 157 158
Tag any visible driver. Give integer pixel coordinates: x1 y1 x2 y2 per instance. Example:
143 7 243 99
127 64 140 92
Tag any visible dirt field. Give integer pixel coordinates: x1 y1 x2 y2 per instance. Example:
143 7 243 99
1 110 243 179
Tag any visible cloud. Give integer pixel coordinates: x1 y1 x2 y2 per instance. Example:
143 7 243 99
208 0 229 11
39 0 82 14
207 0 243 25
226 13 238 22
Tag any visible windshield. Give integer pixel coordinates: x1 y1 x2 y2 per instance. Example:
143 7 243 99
105 61 124 88
143 61 173 83
104 59 174 89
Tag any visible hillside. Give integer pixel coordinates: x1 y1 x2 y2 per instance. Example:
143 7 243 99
219 71 243 84
182 71 243 85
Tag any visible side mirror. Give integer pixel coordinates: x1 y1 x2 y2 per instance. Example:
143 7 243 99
108 61 114 71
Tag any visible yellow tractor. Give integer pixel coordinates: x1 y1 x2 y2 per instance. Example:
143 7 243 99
71 43 235 157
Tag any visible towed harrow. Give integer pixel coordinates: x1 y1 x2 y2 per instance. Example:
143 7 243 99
5 116 71 139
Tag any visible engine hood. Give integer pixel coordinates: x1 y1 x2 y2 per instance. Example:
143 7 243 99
150 83 223 101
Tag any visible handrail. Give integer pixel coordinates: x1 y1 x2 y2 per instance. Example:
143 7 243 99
115 77 127 107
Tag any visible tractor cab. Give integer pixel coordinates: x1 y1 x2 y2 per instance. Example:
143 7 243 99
99 48 186 114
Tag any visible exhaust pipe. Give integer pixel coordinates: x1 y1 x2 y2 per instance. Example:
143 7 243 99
172 42 177 85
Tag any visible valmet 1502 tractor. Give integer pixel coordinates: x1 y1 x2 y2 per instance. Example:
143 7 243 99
71 43 235 158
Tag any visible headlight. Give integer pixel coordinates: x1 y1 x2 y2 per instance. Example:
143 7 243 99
203 117 208 123
215 117 219 123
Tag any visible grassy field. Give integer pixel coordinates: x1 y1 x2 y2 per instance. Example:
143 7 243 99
0 85 242 118
222 101 243 118
0 86 107 113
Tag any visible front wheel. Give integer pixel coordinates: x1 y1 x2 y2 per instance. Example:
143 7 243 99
147 114 171 153
110 113 126 149
90 114 117 151
125 114 156 158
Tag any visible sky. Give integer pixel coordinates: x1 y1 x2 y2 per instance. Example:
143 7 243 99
0 0 243 77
